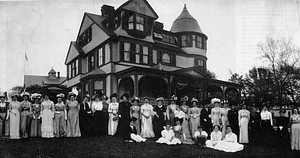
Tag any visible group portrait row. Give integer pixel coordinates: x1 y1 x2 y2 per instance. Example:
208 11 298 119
0 91 299 152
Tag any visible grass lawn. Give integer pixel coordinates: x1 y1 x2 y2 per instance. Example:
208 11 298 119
1 136 299 158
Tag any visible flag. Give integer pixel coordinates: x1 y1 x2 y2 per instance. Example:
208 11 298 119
25 53 28 61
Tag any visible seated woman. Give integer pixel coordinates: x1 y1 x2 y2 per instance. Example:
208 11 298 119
209 125 244 152
173 117 183 142
156 123 181 145
206 125 222 147
194 126 208 148
129 117 146 143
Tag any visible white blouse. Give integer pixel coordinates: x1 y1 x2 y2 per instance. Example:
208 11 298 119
260 110 273 126
92 101 103 111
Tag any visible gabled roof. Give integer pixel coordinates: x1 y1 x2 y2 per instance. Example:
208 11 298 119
85 12 117 38
64 41 82 65
80 68 107 81
118 0 158 19
24 75 67 87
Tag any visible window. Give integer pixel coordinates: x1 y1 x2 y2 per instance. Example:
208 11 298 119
71 62 75 77
84 82 89 94
89 53 95 71
67 64 71 79
123 42 131 62
142 46 149 64
152 50 158 64
78 27 92 47
195 59 205 71
162 34 176 44
94 80 104 95
162 53 170 64
128 14 145 31
196 36 203 48
134 44 140 63
97 48 104 67
181 34 192 47
153 32 163 39
105 43 110 64
75 60 78 76
114 16 120 29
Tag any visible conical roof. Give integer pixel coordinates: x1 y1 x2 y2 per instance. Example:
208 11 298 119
170 4 203 33
48 68 56 75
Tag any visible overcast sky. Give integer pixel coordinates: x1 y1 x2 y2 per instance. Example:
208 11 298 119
1 0 300 91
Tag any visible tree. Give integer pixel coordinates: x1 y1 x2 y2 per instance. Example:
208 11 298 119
206 69 217 79
258 37 300 107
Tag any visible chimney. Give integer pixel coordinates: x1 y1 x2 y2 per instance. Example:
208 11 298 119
57 72 60 79
101 5 115 17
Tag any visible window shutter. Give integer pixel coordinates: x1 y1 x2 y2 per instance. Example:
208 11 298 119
120 41 124 61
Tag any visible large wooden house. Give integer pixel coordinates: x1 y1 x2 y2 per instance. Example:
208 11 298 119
64 0 241 103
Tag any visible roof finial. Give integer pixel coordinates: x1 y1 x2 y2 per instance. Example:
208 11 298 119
184 4 187 10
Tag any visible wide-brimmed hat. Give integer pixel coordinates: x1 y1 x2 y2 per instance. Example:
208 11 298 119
120 93 130 100
0 92 5 98
31 93 41 100
21 91 30 97
191 97 198 104
83 94 90 99
143 96 150 101
169 95 178 101
92 94 100 100
68 92 76 98
180 96 189 102
11 92 20 98
156 97 164 102
213 125 221 130
131 96 140 103
211 98 221 104
56 93 65 99
110 93 118 100
174 117 183 124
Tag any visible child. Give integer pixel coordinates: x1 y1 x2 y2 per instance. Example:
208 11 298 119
129 117 146 143
156 123 181 145
194 126 208 148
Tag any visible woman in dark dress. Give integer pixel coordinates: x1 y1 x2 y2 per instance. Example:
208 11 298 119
153 97 166 138
0 92 9 138
101 95 109 136
79 95 92 137
116 93 132 141
91 94 104 136
30 93 42 137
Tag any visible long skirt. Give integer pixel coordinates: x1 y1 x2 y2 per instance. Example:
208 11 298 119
20 111 31 138
156 137 181 145
67 109 81 137
54 112 66 137
0 113 7 136
108 113 118 136
30 118 41 137
239 117 249 143
206 140 244 152
93 111 104 136
79 113 92 137
169 113 175 126
221 116 228 138
41 109 54 138
190 116 200 138
10 110 20 139
291 123 300 150
182 118 193 144
153 117 165 138
140 116 155 138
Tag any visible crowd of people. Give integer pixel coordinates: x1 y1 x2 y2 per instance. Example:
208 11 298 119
0 91 299 152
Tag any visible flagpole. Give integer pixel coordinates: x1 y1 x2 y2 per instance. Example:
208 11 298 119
24 52 28 92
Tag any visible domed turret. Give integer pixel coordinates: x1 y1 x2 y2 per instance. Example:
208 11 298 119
170 4 202 33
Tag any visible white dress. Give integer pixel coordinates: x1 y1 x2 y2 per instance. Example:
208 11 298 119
156 129 181 145
108 102 119 135
140 103 155 138
238 109 250 143
213 132 244 152
206 131 222 147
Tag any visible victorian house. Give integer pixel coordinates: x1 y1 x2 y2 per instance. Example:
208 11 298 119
64 0 240 103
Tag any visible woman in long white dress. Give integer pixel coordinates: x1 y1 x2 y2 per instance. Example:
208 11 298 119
66 92 81 137
140 97 155 138
41 94 55 138
220 102 230 138
9 92 21 139
290 108 300 150
213 126 244 152
188 98 201 138
211 98 221 126
166 95 179 126
238 105 250 143
108 93 119 136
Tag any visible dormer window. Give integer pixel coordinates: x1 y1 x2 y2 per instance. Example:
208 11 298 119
128 14 145 31
162 53 170 64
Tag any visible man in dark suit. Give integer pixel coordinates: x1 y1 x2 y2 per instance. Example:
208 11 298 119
200 100 212 138
116 93 132 142
228 104 239 136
